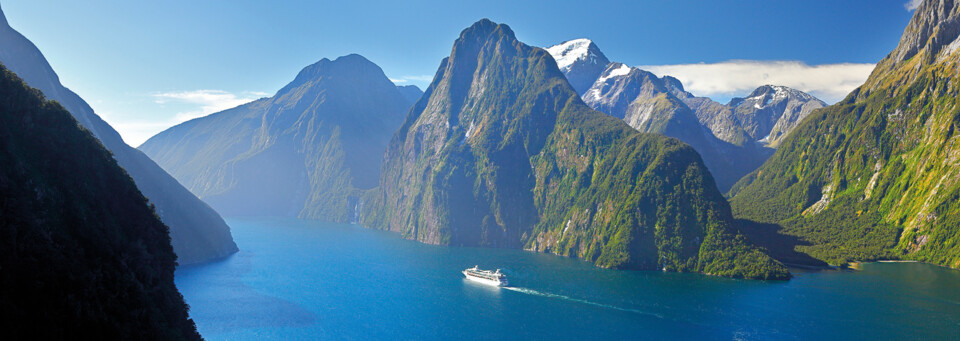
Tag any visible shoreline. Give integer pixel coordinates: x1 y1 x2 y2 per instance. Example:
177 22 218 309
846 259 960 272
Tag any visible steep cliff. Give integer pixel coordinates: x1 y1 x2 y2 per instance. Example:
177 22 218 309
0 63 200 340
0 5 236 264
364 19 788 279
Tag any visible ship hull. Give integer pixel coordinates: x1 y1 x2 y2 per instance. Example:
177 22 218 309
462 271 507 287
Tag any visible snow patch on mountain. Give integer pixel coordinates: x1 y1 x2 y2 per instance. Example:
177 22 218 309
596 63 633 83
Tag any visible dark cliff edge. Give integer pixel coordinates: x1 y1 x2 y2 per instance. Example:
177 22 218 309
0 5 237 264
0 63 200 340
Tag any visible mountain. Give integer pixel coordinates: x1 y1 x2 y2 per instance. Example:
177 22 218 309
661 76 754 146
544 39 610 95
140 54 413 222
397 84 424 104
668 81 826 148
547 42 774 191
730 0 960 268
546 40 827 192
728 86 826 147
0 63 200 340
362 19 788 280
0 6 237 264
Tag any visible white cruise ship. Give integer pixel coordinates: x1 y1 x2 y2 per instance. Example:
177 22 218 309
462 266 508 287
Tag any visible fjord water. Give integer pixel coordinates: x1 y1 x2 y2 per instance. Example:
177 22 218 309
176 218 960 340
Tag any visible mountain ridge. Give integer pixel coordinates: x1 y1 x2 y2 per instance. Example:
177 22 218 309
140 54 415 222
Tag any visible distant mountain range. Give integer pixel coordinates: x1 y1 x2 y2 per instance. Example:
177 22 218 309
0 62 199 340
546 39 826 191
670 82 827 148
730 0 960 268
362 19 787 279
140 55 420 222
0 7 237 265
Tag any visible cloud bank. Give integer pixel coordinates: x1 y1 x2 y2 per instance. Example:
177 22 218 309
640 60 875 103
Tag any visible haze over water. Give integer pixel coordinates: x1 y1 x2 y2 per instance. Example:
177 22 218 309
176 218 960 340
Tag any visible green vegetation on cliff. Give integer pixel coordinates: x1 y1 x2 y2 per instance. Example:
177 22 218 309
0 64 199 339
731 0 960 268
364 19 787 280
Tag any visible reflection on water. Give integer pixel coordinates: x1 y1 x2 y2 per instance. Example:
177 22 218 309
176 251 315 334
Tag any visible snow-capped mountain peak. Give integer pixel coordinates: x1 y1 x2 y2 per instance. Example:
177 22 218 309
545 38 608 72
544 39 611 95
736 85 821 109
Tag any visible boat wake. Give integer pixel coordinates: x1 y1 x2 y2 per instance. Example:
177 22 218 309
503 287 663 318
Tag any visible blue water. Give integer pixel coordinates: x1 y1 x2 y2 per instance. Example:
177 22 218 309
176 218 960 340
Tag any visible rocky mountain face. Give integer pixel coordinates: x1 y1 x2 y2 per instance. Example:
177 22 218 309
363 19 788 280
0 7 236 264
730 0 960 268
140 54 414 222
661 76 753 147
546 40 826 192
730 86 826 146
669 82 826 148
0 63 199 340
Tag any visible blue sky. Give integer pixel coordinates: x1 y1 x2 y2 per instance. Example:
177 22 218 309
2 0 916 145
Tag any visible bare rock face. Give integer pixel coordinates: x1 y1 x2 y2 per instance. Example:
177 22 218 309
888 0 960 67
865 0 960 93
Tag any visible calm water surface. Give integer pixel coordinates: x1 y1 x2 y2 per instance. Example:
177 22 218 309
176 218 960 340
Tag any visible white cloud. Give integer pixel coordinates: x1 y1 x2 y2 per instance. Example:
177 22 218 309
153 89 268 122
389 75 434 85
404 75 434 81
105 90 267 146
640 60 875 103
905 0 923 11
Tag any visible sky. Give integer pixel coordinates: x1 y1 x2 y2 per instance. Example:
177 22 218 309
1 0 918 146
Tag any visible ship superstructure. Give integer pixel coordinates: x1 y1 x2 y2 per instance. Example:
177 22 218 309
462 266 508 287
